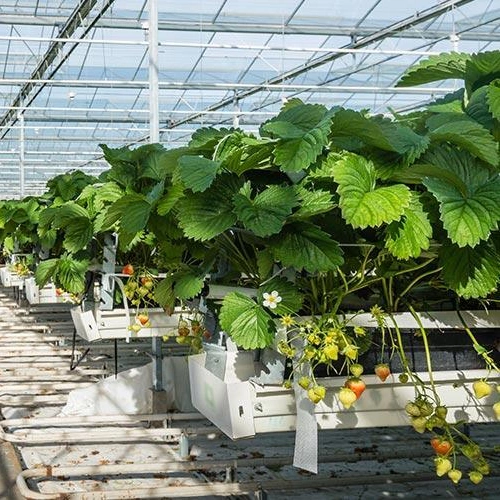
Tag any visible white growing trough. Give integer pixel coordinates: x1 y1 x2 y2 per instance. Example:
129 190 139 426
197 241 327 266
189 310 500 439
0 266 25 288
24 277 72 305
71 305 195 342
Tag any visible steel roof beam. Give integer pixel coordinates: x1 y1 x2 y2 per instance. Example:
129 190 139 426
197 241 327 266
0 13 498 41
0 0 116 139
158 0 475 136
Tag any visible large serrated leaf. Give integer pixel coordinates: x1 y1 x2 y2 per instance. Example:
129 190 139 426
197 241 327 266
54 202 89 226
330 109 429 160
104 194 152 233
63 217 94 253
333 153 410 228
154 275 176 310
189 127 234 150
429 120 499 167
385 193 432 260
271 222 343 273
423 147 500 247
262 103 333 172
34 259 59 288
465 50 500 96
157 184 185 216
233 183 298 237
173 270 205 299
440 242 500 299
487 79 500 120
466 86 495 130
396 52 470 87
219 292 274 349
176 175 240 241
177 155 220 192
139 150 172 181
291 186 334 219
56 256 89 294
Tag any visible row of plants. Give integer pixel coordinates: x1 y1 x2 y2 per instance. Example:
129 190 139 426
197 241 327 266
1 50 499 484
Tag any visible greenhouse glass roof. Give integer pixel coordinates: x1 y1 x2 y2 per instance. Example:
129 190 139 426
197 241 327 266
0 0 498 198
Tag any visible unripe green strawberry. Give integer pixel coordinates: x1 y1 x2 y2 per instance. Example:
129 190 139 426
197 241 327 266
474 459 490 475
493 401 500 420
416 398 434 417
282 380 292 389
298 376 311 390
405 402 421 417
469 471 483 484
447 469 462 484
128 323 141 333
460 443 482 460
308 385 326 404
399 373 409 384
426 415 445 431
434 457 452 477
338 387 357 409
349 363 364 377
435 405 448 419
411 416 428 434
323 344 339 360
473 379 492 399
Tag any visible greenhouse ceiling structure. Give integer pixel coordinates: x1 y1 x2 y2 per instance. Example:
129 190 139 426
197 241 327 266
0 0 498 199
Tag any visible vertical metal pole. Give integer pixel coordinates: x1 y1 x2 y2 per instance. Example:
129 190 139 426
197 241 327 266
149 0 163 393
18 104 25 198
149 0 159 144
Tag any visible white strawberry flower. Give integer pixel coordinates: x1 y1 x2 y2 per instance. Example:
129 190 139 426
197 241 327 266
262 290 282 309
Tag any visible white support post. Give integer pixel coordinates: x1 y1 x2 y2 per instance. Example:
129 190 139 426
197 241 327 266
18 105 25 198
148 0 164 401
148 0 159 144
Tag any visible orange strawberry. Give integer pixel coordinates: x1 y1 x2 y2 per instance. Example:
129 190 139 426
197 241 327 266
344 377 366 399
374 363 391 382
122 263 134 276
430 437 453 456
137 314 149 326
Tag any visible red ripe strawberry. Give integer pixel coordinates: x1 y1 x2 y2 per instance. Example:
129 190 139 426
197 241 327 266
430 437 453 456
374 363 391 382
345 377 366 399
122 263 134 276
137 313 149 326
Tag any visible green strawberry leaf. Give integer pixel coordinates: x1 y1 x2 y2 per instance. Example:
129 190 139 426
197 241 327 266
157 184 185 216
429 120 499 167
261 103 334 172
104 194 152 233
176 175 240 241
440 242 500 299
291 185 334 219
423 147 500 247
396 52 470 87
34 258 59 288
219 292 275 349
153 275 176 310
63 217 94 253
385 193 432 260
271 222 343 273
486 79 500 120
177 155 220 193
233 183 298 237
333 153 411 228
173 270 206 299
56 255 89 294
